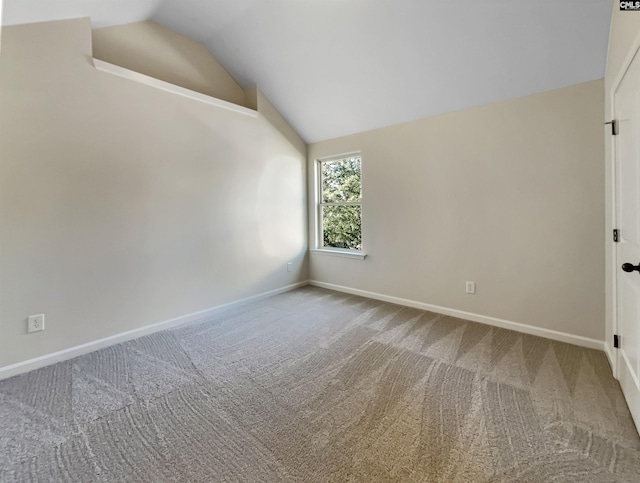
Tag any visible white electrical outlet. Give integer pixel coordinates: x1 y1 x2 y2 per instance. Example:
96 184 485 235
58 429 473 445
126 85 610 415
465 281 476 294
287 262 293 272
27 314 45 333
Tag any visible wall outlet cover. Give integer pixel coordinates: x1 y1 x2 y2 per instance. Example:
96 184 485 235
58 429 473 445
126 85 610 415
27 314 45 333
465 281 476 294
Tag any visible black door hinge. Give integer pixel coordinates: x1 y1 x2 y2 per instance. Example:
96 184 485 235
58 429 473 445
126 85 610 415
614 334 620 349
605 120 619 136
614 229 619 243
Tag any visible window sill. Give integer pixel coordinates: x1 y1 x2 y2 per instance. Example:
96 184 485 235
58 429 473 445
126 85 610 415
310 249 367 260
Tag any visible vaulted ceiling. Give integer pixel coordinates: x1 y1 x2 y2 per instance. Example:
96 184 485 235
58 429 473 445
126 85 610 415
3 0 612 143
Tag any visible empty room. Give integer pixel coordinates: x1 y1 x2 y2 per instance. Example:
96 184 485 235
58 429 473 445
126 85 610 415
1 0 639 481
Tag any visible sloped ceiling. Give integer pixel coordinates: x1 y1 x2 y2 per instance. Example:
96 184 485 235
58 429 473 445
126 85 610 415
3 0 612 143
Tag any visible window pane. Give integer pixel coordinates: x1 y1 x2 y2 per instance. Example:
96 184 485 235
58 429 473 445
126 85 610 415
322 157 361 203
322 205 361 250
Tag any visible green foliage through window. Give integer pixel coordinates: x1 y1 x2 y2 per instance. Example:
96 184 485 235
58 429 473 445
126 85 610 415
320 156 362 250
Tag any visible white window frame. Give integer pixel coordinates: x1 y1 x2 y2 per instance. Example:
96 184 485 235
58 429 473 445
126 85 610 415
312 152 366 259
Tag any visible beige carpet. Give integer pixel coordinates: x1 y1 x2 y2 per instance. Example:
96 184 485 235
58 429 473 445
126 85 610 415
1 286 639 482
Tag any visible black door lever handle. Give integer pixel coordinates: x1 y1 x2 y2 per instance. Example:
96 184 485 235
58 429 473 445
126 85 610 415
622 262 640 273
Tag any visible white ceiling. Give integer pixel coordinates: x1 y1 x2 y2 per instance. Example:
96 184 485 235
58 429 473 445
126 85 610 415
3 0 612 143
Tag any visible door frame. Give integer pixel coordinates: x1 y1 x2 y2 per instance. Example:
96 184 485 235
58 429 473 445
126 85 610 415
609 30 640 379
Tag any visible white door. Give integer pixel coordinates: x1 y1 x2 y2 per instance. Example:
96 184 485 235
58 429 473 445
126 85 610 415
615 46 640 430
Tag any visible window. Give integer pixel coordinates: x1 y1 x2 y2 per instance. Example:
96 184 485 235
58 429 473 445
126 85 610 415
317 154 362 252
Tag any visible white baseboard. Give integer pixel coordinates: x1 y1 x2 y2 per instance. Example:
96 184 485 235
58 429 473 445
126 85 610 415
604 342 616 375
309 280 605 351
0 281 309 381
2 279 605 381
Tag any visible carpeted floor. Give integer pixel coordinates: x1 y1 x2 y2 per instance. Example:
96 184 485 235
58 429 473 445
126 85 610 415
1 286 639 482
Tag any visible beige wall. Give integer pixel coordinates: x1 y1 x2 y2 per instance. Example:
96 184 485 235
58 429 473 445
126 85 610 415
309 80 604 341
604 7 640 359
250 87 307 157
0 0 3 54
92 21 246 107
0 18 307 368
